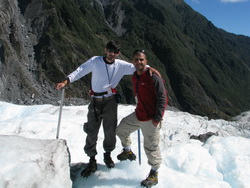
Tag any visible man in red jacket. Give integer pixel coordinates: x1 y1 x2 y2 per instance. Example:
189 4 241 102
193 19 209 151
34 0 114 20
116 49 168 187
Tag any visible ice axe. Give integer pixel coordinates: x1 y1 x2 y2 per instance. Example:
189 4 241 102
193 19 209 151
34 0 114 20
56 88 65 139
138 129 142 165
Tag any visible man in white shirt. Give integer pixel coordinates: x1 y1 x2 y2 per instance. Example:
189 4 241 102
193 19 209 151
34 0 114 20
55 41 136 177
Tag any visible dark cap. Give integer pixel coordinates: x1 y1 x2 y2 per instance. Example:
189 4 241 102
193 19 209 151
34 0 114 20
106 40 121 53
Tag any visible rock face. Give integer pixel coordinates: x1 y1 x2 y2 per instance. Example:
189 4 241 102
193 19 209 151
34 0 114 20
0 0 50 105
0 0 87 105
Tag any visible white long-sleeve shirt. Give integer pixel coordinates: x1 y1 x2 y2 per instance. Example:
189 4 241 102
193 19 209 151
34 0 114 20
67 56 135 93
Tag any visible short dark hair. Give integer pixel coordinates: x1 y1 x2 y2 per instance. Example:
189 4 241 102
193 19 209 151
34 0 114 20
106 40 121 52
133 49 146 57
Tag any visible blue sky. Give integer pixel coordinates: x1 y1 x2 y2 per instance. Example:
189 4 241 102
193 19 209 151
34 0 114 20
184 0 250 37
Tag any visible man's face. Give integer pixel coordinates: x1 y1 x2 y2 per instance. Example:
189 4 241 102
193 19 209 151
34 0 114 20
132 53 147 71
105 48 120 62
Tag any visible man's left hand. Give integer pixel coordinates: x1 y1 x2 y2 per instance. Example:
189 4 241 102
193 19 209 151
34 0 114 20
152 121 159 127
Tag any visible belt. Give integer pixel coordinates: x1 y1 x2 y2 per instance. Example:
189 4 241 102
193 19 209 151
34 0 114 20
92 95 115 102
93 92 108 96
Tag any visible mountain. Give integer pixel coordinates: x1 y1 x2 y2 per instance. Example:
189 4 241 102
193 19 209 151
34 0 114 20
0 0 249 119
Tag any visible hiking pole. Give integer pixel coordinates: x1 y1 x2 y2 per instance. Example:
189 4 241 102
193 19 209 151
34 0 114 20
137 129 142 165
56 88 65 139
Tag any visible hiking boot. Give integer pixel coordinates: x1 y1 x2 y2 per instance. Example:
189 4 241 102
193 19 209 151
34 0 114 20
141 170 158 187
81 158 97 178
117 148 136 161
104 152 115 168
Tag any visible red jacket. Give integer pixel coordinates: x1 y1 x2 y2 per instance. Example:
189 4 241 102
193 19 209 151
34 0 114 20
132 69 168 124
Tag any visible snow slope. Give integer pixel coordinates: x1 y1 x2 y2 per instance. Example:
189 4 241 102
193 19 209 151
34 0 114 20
0 101 249 188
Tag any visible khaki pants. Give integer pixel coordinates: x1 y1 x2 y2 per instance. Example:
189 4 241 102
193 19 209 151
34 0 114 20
116 112 162 170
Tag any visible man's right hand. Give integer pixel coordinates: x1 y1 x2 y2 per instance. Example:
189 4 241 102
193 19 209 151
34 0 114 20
55 79 69 90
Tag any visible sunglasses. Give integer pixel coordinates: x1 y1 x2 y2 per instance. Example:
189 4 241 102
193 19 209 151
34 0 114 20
107 49 120 54
133 49 145 56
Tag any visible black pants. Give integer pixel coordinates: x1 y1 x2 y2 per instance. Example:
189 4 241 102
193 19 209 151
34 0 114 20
83 97 118 157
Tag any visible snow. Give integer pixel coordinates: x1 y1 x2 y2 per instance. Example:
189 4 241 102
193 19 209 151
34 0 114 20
0 101 249 188
0 136 71 188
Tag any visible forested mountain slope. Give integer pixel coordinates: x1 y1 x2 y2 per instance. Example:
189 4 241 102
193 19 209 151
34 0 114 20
0 0 249 119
